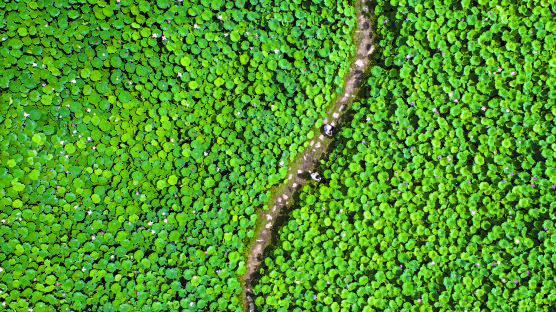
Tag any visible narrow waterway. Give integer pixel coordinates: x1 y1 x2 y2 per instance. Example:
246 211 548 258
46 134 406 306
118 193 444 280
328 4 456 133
242 0 376 310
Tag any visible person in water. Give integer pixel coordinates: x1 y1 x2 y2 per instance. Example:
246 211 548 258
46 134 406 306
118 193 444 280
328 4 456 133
310 171 321 182
324 124 333 136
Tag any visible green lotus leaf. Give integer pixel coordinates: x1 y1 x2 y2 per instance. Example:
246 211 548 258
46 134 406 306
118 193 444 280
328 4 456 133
67 10 80 19
159 92 171 102
124 62 135 73
157 81 168 91
230 30 241 42
91 57 103 68
136 65 148 76
46 275 56 285
96 82 109 94
157 0 168 9
99 99 111 111
91 194 101 203
118 91 131 103
90 70 102 81
64 143 76 154
168 175 178 185
110 71 122 84
111 56 122 68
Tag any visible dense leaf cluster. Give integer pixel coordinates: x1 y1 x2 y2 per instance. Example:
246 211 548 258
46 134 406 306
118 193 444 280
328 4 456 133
252 0 555 311
0 0 356 311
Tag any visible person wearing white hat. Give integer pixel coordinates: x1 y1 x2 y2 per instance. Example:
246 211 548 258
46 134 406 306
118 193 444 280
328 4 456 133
309 171 321 182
